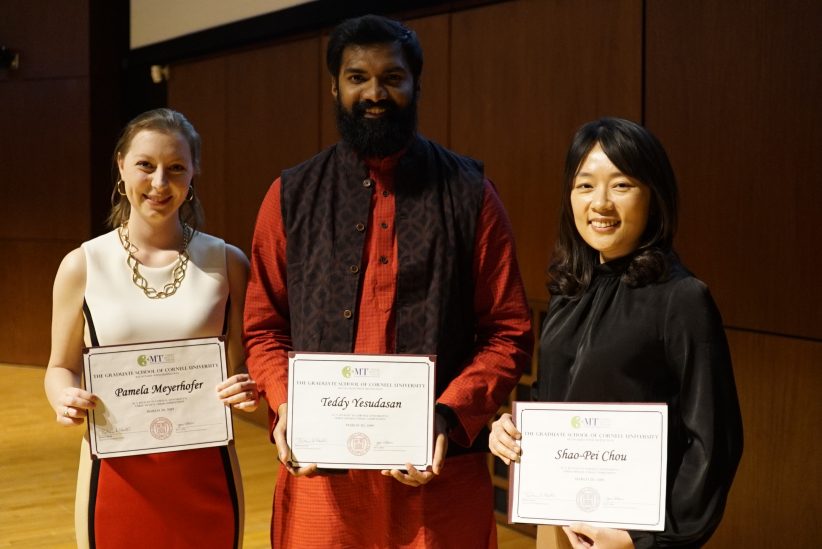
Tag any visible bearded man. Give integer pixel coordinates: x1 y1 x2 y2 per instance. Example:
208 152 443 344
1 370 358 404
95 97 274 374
244 14 533 548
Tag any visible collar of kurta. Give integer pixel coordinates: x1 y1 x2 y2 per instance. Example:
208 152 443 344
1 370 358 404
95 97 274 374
336 136 415 177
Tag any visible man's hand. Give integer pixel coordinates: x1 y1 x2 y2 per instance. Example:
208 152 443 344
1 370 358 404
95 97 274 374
272 402 318 477
381 411 449 487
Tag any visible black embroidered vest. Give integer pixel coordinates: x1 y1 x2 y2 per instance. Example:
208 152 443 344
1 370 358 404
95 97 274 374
280 136 485 403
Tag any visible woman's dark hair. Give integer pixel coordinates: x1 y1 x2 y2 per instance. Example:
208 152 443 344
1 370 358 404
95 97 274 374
107 108 204 232
326 14 423 85
549 117 679 296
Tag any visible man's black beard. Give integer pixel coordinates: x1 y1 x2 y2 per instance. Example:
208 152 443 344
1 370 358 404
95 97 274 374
335 96 418 158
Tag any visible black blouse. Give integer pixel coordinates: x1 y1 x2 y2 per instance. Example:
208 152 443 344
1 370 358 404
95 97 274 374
535 255 743 548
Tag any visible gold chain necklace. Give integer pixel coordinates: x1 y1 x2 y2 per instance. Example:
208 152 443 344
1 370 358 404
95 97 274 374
118 222 191 299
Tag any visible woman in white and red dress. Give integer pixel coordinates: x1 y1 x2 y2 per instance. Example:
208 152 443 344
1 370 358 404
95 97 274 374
45 109 258 548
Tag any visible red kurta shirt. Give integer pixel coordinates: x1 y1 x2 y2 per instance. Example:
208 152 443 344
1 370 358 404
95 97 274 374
244 151 532 548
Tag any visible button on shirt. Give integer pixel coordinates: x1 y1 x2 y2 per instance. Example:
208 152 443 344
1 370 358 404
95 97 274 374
353 153 399 353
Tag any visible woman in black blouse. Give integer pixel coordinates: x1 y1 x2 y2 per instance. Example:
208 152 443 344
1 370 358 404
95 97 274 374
489 118 743 549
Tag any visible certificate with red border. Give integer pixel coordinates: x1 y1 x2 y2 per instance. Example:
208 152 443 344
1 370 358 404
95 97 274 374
83 337 233 459
287 352 436 470
509 402 667 531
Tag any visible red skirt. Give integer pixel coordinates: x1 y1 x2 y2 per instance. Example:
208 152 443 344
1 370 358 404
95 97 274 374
76 439 242 549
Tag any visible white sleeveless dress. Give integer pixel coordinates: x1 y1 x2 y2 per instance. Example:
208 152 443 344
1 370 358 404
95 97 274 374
74 229 243 549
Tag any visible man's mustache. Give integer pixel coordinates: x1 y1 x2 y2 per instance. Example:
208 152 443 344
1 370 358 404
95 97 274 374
352 99 398 117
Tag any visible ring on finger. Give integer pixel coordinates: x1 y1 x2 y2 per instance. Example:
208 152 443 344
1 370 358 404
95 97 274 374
63 407 71 417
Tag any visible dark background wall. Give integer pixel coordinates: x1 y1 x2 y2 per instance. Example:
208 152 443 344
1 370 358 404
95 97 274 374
1 0 819 545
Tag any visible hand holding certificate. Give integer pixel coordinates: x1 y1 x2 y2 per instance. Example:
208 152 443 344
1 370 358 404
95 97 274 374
83 337 234 459
285 352 436 471
507 402 668 532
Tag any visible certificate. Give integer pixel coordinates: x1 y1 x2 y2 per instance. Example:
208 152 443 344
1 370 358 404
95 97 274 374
83 337 233 459
287 352 436 470
509 402 667 531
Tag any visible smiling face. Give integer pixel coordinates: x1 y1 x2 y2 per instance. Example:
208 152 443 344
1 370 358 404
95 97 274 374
117 129 193 226
571 143 651 262
333 42 415 115
332 42 418 157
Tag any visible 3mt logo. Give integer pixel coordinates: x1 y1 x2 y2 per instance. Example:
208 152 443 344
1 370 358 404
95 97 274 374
136 354 174 366
340 365 379 378
571 415 609 429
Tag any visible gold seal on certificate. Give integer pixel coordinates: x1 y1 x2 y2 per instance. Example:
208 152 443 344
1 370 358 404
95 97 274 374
287 352 436 470
509 402 668 531
82 337 233 459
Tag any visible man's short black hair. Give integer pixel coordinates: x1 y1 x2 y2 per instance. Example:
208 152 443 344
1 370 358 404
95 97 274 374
327 14 423 84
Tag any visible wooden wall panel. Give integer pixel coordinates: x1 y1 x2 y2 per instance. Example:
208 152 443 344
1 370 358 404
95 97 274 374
645 0 822 339
408 14 450 146
450 0 643 300
169 38 323 249
0 80 90 240
223 37 322 254
319 34 337 149
168 57 229 238
0 1 93 366
0 0 89 80
708 330 822 547
0 240 79 365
